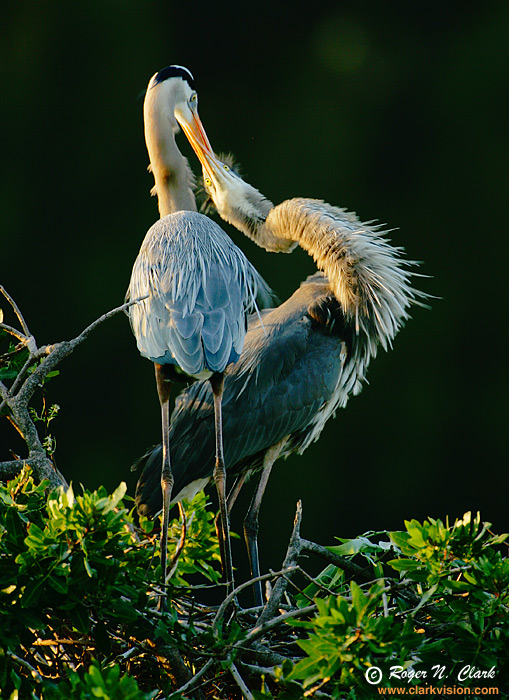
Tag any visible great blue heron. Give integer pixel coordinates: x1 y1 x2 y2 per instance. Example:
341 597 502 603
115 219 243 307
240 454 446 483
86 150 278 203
126 66 271 595
135 127 425 603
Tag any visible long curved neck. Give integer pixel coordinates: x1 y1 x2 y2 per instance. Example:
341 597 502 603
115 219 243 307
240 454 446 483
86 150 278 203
212 179 296 253
244 197 419 348
144 91 196 216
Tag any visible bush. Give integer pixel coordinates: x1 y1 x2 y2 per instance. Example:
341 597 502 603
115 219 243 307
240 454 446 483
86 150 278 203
1 470 508 699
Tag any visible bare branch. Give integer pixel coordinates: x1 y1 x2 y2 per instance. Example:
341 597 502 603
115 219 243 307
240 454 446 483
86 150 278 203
7 651 44 684
229 662 254 700
4 354 38 401
170 657 214 698
70 296 148 348
239 604 318 648
0 285 31 336
300 538 372 581
212 567 298 636
0 459 26 480
241 640 293 668
293 565 340 598
0 322 29 344
0 293 146 487
257 500 304 626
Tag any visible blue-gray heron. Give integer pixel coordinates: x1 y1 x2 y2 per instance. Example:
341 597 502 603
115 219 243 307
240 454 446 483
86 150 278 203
135 124 425 603
126 66 271 594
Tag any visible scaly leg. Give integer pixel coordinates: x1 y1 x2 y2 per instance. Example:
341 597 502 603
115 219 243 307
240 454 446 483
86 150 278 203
155 363 173 608
210 372 234 596
215 472 249 569
244 438 288 606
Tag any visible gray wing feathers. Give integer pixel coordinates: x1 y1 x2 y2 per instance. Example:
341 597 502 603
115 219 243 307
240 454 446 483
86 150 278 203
169 293 344 473
127 211 272 375
136 281 350 516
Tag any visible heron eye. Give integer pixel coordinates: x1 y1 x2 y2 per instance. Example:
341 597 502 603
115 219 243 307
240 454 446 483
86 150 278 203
190 92 197 103
204 177 212 187
223 164 229 171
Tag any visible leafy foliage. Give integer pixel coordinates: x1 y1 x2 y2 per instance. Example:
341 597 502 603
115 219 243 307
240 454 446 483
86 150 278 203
0 471 508 699
267 517 508 698
0 468 221 698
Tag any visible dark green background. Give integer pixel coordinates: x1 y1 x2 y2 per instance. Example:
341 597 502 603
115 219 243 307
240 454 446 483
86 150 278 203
2 2 508 574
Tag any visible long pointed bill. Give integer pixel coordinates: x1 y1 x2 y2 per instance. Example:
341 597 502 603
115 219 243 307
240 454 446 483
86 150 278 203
175 109 223 182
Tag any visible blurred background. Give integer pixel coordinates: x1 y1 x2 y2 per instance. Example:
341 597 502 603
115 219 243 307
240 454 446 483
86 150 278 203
2 1 508 577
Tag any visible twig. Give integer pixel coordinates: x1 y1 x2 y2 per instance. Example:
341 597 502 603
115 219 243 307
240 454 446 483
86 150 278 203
242 640 294 667
257 501 304 626
16 297 147 408
32 638 91 646
304 680 333 698
212 567 298 636
238 604 317 649
169 657 214 698
237 660 277 679
7 651 44 683
294 564 341 598
0 322 29 344
0 285 31 336
229 661 254 700
0 294 147 487
8 346 57 399
300 538 371 581
69 296 148 348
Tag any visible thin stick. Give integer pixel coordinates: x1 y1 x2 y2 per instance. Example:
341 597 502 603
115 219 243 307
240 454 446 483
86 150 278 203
170 657 214 697
7 651 44 683
257 501 303 626
0 295 147 486
238 603 318 648
32 638 91 646
212 567 298 635
0 285 31 335
0 322 28 343
300 538 371 581
70 296 148 347
229 662 255 700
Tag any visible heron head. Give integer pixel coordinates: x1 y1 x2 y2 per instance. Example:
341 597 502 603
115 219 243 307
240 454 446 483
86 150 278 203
178 118 253 219
145 65 215 158
186 138 271 230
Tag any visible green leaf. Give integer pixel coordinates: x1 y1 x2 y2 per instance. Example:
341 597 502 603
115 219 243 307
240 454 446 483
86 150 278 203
105 482 127 512
350 580 368 615
328 536 378 555
388 558 422 571
390 530 411 549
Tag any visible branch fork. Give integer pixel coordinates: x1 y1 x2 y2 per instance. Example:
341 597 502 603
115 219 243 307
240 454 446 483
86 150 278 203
0 285 146 487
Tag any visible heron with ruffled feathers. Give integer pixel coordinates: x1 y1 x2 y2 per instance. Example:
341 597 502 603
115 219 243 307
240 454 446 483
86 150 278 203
133 67 427 604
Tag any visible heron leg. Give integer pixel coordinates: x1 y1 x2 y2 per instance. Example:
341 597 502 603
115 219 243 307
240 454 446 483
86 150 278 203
244 438 288 606
155 363 173 607
227 472 249 514
210 371 234 597
215 472 249 569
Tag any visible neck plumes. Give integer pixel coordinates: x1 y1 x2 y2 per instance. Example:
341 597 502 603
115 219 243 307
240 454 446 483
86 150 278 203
144 95 196 217
234 196 419 350
213 180 296 253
